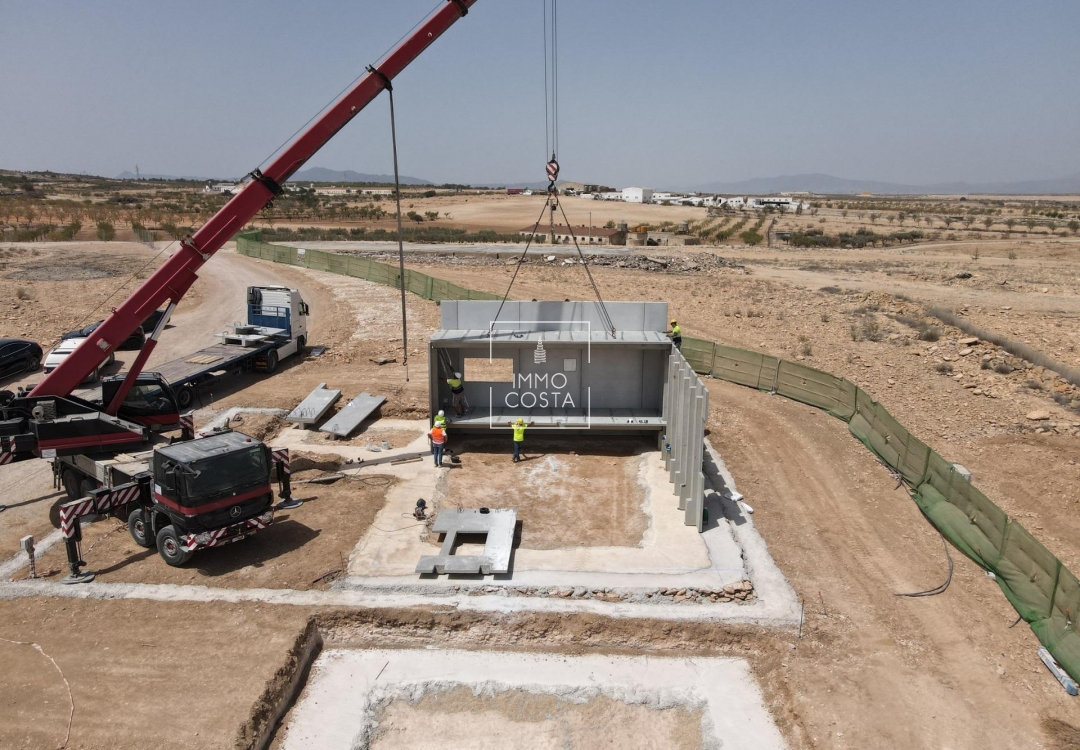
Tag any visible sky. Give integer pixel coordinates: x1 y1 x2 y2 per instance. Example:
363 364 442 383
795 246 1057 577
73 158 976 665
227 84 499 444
1 0 1078 188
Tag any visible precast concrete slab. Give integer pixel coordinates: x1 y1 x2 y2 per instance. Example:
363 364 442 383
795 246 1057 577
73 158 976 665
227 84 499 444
286 382 341 427
320 391 386 438
416 508 516 575
279 648 787 750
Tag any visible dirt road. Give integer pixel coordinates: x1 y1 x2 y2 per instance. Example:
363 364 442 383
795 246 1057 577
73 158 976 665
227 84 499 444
707 379 1077 749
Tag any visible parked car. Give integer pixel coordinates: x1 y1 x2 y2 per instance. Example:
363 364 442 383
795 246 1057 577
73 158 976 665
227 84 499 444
44 337 115 383
61 321 145 350
0 338 43 380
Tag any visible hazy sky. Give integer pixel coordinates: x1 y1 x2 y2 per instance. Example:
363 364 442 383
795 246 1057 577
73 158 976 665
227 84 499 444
2 1 1077 188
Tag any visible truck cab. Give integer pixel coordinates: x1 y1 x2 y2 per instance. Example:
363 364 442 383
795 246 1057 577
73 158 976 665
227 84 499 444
245 285 309 359
145 431 275 565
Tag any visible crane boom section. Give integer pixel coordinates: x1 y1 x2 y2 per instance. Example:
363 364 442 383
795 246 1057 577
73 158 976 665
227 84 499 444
31 0 475 398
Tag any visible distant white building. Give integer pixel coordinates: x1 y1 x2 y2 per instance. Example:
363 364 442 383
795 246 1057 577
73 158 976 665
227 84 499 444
621 187 654 204
751 196 807 213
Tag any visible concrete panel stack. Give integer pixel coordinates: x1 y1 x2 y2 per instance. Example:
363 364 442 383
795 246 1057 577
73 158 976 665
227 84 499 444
662 349 710 531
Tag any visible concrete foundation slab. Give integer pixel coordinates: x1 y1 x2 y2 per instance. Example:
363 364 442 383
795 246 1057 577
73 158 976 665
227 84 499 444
320 392 386 438
279 648 786 750
416 508 516 575
286 383 341 427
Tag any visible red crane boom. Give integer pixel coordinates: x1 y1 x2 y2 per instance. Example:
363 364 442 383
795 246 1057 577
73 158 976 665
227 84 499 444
31 0 475 399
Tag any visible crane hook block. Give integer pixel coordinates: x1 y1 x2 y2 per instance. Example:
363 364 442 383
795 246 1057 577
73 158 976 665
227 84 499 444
546 158 560 184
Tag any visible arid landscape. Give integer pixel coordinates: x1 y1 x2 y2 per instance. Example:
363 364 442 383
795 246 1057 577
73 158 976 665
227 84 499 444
1 175 1079 747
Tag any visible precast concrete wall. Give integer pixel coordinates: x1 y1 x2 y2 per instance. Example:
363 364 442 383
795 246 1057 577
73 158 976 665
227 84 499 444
662 348 709 532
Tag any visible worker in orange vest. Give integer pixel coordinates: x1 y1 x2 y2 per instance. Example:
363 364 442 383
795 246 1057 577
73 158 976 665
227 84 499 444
429 423 447 467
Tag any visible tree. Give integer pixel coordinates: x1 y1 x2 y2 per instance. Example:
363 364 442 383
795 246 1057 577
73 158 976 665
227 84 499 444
740 229 764 246
96 220 115 241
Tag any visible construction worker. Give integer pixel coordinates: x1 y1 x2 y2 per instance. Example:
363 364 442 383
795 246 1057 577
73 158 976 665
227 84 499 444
668 320 682 349
428 423 447 468
433 410 448 430
447 371 466 416
506 417 534 463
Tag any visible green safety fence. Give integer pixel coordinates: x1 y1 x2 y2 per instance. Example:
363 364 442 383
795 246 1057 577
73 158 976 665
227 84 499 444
235 231 1079 683
235 231 500 302
682 334 1080 683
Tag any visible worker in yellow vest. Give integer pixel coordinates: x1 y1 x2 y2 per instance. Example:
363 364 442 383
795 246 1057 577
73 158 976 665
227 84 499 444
447 371 466 416
506 417 534 463
668 320 682 349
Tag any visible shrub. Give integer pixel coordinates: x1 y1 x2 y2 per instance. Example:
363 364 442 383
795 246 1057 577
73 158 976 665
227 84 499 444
95 220 115 241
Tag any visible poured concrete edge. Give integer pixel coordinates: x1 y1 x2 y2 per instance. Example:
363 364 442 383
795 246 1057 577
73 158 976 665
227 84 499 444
281 649 786 750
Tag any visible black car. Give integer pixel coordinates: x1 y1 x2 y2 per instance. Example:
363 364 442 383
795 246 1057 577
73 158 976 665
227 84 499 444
61 320 145 350
0 338 43 380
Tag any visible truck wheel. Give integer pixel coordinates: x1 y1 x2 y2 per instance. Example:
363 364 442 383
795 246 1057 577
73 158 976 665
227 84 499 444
176 385 195 410
62 469 82 500
156 526 192 566
128 509 153 548
263 350 279 374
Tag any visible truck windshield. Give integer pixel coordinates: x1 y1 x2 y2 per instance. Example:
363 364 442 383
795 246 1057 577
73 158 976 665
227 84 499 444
184 447 268 500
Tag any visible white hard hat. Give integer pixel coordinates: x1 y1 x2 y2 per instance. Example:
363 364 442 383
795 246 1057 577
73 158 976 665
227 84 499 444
454 372 461 378
438 410 445 417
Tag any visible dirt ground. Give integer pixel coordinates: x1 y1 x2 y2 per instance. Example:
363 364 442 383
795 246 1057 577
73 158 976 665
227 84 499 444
0 596 309 750
28 468 394 590
369 686 703 750
434 437 651 550
706 379 1079 749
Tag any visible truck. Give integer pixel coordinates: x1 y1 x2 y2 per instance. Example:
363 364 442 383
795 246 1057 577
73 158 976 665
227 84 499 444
54 430 290 569
0 0 475 577
149 285 309 411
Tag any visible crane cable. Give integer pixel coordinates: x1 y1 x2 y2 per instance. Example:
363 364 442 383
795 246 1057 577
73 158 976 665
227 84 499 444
368 66 409 382
492 0 616 335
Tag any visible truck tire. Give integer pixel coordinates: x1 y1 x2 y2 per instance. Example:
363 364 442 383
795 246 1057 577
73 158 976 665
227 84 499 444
263 350 279 374
176 385 195 410
62 469 82 500
127 509 153 548
156 525 193 566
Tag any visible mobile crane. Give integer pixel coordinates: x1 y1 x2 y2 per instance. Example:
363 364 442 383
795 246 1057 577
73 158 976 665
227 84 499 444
0 0 477 574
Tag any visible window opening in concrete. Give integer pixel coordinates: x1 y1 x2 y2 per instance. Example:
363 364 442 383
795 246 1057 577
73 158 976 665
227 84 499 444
465 356 514 383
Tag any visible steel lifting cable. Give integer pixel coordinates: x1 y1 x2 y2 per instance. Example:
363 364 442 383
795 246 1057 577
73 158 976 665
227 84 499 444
492 0 616 334
368 65 410 382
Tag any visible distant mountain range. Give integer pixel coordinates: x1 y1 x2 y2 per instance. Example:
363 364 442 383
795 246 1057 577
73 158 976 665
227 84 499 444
289 167 431 185
686 172 1080 196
